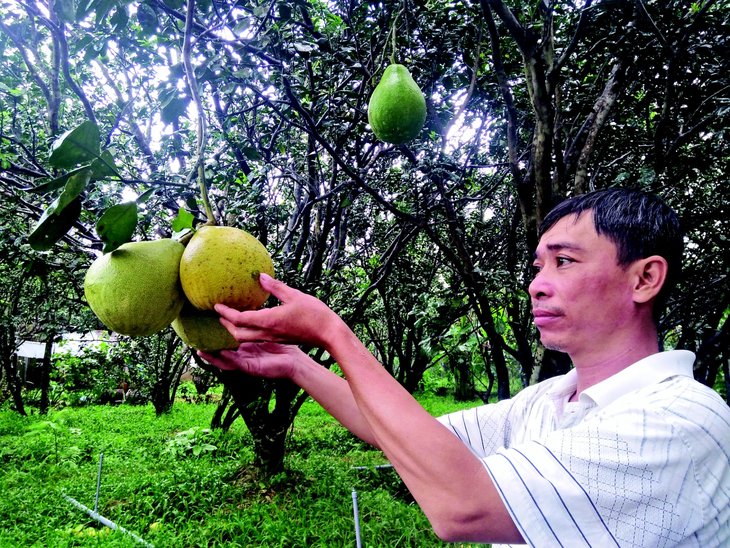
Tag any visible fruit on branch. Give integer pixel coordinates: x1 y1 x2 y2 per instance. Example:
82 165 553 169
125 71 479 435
172 301 239 352
179 226 275 312
84 239 186 336
368 64 427 145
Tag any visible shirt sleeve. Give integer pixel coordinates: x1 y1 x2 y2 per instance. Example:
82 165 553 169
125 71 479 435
436 397 517 459
436 379 560 458
482 403 704 548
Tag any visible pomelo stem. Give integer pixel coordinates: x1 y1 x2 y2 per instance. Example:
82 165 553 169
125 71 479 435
198 150 216 226
389 8 404 65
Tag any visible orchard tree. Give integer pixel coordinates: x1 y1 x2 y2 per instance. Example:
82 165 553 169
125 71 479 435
0 206 94 415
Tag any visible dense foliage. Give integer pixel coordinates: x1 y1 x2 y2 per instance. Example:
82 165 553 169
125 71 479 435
1 0 729 473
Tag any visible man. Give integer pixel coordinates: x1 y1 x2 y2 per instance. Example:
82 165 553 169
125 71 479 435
200 188 730 547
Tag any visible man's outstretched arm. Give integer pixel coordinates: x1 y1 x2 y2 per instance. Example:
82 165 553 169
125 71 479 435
211 274 524 544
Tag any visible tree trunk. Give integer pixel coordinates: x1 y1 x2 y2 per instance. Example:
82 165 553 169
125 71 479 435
4 355 26 416
198 357 304 476
250 422 289 476
453 355 473 401
39 332 55 414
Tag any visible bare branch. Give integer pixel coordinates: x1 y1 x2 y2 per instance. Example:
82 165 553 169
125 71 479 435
573 59 626 194
553 0 595 74
634 0 675 55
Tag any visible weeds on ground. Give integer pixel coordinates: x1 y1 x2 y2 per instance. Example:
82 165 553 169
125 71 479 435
0 395 488 547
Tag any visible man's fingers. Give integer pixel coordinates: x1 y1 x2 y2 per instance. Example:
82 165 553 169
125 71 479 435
219 315 281 342
215 303 248 323
258 272 294 302
196 350 237 370
215 302 281 328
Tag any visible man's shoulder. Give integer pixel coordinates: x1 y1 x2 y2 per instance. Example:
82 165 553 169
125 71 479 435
640 374 729 414
611 375 730 451
655 375 729 415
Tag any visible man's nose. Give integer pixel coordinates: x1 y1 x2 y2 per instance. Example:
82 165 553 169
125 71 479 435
528 270 551 299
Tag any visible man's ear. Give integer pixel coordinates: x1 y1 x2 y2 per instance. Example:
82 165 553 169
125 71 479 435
631 255 668 304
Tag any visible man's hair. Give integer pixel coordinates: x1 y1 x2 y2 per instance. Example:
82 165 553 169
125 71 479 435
538 188 683 323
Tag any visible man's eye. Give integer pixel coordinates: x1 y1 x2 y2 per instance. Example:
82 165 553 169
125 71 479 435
557 257 572 266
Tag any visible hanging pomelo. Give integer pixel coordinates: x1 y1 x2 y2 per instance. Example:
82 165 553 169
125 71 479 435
84 239 186 336
172 301 239 352
179 226 274 312
368 64 427 145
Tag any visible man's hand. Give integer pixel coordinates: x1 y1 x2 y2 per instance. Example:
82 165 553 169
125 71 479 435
215 273 343 349
197 342 305 379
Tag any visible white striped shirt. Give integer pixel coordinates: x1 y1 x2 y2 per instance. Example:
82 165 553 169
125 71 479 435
437 350 730 547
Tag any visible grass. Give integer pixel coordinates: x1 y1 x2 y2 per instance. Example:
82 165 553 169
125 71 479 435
0 392 489 548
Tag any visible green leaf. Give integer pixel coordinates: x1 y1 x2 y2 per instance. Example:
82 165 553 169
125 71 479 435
58 170 92 211
93 0 117 25
171 208 195 232
293 43 314 55
162 0 184 9
233 18 250 35
76 0 95 21
278 3 292 21
241 147 262 161
48 121 101 169
25 166 90 194
96 202 138 253
185 196 198 210
83 43 101 64
77 0 116 24
160 96 190 125
54 0 76 23
89 149 118 179
341 190 354 208
28 170 90 250
110 5 129 32
74 35 94 54
28 197 83 251
136 188 156 203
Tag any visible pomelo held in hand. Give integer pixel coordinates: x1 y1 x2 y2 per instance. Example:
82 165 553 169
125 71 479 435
172 301 239 352
368 64 427 145
179 226 274 312
84 239 186 336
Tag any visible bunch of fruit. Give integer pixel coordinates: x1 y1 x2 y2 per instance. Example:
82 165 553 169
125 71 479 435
83 226 274 352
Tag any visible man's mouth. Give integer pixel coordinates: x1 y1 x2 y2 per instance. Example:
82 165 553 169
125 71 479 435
532 308 563 327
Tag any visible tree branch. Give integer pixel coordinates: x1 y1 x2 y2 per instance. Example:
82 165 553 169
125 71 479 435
634 0 675 55
482 0 532 55
573 59 625 194
553 0 594 74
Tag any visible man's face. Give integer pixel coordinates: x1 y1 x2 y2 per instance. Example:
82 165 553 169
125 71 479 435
529 212 637 357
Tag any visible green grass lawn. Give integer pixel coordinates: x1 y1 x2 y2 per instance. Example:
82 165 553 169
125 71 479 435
0 393 489 548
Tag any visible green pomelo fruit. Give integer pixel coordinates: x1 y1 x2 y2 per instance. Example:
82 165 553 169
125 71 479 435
179 226 275 312
84 239 186 336
368 64 427 145
172 301 239 352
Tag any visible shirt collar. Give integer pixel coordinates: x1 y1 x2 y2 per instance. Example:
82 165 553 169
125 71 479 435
547 350 696 410
581 350 695 409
